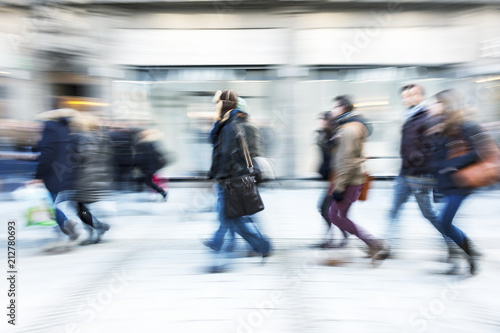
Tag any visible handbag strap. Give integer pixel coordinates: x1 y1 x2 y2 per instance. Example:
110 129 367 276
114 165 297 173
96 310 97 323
234 122 254 172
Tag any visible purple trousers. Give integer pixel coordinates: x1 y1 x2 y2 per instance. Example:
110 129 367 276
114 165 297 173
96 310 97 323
328 184 378 247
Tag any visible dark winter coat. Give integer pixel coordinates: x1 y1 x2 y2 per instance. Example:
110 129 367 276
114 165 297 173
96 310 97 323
400 107 441 176
135 141 162 175
35 118 73 193
110 129 135 167
436 121 491 196
68 131 112 203
209 109 262 180
317 127 339 180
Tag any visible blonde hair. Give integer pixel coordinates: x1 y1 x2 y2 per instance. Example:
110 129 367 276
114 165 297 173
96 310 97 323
71 113 101 133
139 128 163 142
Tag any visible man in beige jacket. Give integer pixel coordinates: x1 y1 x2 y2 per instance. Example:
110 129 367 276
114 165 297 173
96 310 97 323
328 95 388 265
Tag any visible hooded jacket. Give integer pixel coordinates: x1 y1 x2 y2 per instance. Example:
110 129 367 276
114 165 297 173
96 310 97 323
332 112 372 192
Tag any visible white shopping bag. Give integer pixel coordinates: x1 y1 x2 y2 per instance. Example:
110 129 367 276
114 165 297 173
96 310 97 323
12 184 57 227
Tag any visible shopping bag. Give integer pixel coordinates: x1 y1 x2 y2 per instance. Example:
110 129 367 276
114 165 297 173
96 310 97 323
12 184 57 227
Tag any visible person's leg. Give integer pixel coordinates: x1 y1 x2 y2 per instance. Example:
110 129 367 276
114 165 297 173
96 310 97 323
329 184 379 247
318 190 333 229
438 195 481 274
144 173 167 199
206 185 239 272
411 183 456 257
437 195 467 246
406 176 441 229
54 191 84 241
209 223 229 251
76 202 96 244
49 191 68 230
216 184 270 255
85 202 111 243
385 175 412 246
317 191 333 247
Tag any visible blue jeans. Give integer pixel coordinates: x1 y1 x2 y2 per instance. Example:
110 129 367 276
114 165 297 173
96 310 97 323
211 222 236 252
49 191 67 229
213 183 270 254
437 195 467 246
386 175 443 244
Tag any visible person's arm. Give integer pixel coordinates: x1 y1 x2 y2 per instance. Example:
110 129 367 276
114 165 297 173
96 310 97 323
217 125 236 179
442 123 489 172
244 122 264 158
34 122 56 180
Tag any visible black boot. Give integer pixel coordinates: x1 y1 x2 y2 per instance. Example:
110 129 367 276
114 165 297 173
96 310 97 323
444 242 461 275
460 238 482 275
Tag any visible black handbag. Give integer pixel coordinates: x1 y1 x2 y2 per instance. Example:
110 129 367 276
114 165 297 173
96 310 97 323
221 124 265 218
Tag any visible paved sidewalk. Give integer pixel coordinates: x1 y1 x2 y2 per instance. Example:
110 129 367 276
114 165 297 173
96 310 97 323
1 182 500 333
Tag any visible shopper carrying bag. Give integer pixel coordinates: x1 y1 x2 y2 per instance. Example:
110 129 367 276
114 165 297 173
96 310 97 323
221 123 264 218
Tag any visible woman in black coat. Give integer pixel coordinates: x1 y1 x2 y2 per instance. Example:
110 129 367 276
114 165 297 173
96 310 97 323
206 89 271 272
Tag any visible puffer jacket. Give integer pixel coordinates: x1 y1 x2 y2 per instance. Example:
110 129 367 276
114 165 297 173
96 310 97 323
209 109 262 180
68 130 112 203
332 112 372 192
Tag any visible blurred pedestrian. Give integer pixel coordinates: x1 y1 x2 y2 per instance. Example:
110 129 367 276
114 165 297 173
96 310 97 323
432 89 494 275
33 108 80 241
55 114 112 245
315 111 349 248
385 84 455 259
328 95 388 265
205 96 270 256
109 125 136 191
317 111 335 180
206 89 271 272
134 128 168 201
